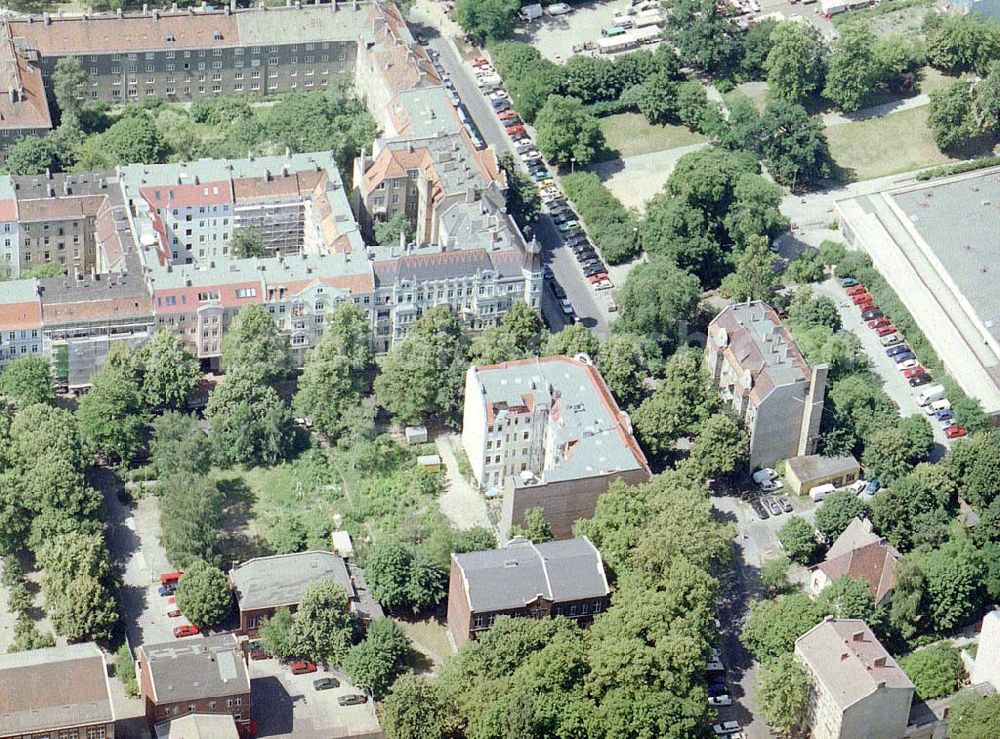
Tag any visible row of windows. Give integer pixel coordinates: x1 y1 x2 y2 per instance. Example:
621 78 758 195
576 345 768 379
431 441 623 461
106 42 343 62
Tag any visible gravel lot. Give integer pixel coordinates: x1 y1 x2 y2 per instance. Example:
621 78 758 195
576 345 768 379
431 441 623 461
511 0 650 63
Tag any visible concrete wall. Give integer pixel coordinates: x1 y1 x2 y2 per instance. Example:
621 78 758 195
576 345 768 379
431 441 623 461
461 366 488 486
500 467 650 540
970 610 1000 690
446 556 472 649
748 382 810 468
840 687 913 739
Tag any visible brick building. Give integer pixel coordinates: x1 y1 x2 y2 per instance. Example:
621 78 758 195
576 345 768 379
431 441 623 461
136 634 251 735
228 550 383 637
705 301 827 468
0 642 116 739
0 35 52 163
462 355 650 539
447 536 611 647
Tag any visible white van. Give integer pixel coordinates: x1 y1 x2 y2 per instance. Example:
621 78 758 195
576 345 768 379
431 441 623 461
917 384 946 406
810 483 836 502
547 2 571 15
927 399 951 415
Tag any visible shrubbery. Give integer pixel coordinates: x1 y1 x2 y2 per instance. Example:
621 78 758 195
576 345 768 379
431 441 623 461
560 172 640 264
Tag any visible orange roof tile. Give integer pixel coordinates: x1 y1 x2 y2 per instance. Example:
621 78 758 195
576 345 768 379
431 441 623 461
0 300 40 330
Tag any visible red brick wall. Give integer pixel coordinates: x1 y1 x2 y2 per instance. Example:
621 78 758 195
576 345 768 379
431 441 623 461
446 557 473 648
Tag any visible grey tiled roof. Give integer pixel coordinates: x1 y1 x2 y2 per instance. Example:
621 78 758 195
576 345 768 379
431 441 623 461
453 536 609 613
229 550 354 612
138 634 249 704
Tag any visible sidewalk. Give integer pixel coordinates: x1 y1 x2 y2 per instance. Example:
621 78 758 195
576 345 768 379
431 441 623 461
434 434 492 532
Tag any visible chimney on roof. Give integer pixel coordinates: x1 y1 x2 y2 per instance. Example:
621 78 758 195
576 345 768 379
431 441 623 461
873 656 887 668
153 9 160 19
43 13 51 24
852 630 865 642
142 3 148 11
117 8 122 18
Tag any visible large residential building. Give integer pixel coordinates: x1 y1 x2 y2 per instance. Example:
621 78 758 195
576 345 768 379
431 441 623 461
447 535 611 647
136 634 251 735
462 354 651 539
0 642 116 739
705 301 827 468
0 35 52 163
810 517 901 606
228 550 383 637
837 167 1000 419
795 618 914 739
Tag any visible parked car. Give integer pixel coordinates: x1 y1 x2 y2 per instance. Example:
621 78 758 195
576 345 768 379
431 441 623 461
893 352 917 364
868 317 890 329
557 220 579 233
506 125 526 136
760 479 783 493
902 366 926 379
713 721 742 737
250 646 270 660
936 409 955 422
472 56 490 67
876 325 898 338
542 264 554 280
605 295 618 311
706 658 725 673
313 677 340 690
908 373 932 386
752 468 777 483
552 283 567 299
946 426 968 439
290 661 317 675
338 694 369 706
167 609 182 618
172 625 199 638
547 2 571 14
851 292 872 305
765 496 783 516
841 277 859 287
158 583 177 597
708 682 729 697
858 301 878 313
862 309 883 321
751 499 769 520
880 334 902 347
779 497 793 513
709 694 733 707
863 479 881 496
559 298 574 315
846 285 867 296
886 344 911 357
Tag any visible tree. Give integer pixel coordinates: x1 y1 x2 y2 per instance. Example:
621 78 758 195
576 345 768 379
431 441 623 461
542 323 600 358
342 617 412 698
534 95 606 167
76 364 146 465
293 578 359 664
824 26 878 112
742 592 820 661
778 516 819 565
688 412 748 478
229 225 267 258
116 643 139 697
206 368 295 467
755 99 831 188
741 18 779 80
102 113 166 165
720 235 779 303
913 534 985 633
899 644 964 700
784 250 825 285
0 356 54 407
469 302 545 365
159 472 223 568
259 608 300 659
454 0 520 43
52 56 89 122
382 675 454 739
137 331 200 410
863 416 933 484
220 303 290 382
761 556 790 594
365 540 413 610
788 289 840 331
757 652 811 734
976 61 1000 131
8 618 56 653
373 212 416 247
597 334 649 410
498 154 541 228
374 306 468 425
814 491 868 543
613 257 701 350
815 575 880 626
928 80 979 151
632 348 719 464
925 13 1000 75
949 692 1000 739
175 560 232 628
510 507 553 543
665 0 743 76
150 411 212 477
5 135 59 176
36 531 118 642
294 302 373 440
8 403 81 470
765 22 826 105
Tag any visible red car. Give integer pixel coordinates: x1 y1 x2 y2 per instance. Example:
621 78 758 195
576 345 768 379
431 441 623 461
498 110 518 121
846 285 867 296
868 317 890 329
876 325 897 337
506 124 526 136
859 302 878 313
167 609 182 618
946 426 968 439
160 571 183 586
902 366 926 379
588 273 609 284
473 57 490 67
173 625 199 638
290 660 317 675
851 292 872 305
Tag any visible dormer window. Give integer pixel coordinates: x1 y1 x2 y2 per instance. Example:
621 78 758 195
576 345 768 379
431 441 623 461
166 34 175 42
213 31 223 41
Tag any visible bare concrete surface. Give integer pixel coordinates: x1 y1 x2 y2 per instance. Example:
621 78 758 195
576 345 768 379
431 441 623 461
435 434 493 532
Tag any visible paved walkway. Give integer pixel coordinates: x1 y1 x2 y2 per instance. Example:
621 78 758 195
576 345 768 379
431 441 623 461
435 434 492 532
822 93 930 127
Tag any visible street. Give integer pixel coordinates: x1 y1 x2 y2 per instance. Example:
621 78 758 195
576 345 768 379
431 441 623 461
410 7 610 338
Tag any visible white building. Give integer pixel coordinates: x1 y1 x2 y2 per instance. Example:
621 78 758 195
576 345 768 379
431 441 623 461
795 618 914 739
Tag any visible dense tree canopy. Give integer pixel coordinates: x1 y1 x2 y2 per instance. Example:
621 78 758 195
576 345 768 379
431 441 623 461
0 356 54 408
766 22 826 105
534 95 606 167
175 560 232 628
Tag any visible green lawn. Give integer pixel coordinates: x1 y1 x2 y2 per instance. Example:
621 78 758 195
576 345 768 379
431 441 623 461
825 105 958 182
599 113 706 159
917 66 957 96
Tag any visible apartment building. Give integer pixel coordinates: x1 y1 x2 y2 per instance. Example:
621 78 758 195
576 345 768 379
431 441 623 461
229 550 383 637
447 535 611 647
0 642 116 739
0 277 42 369
0 35 52 163
462 355 651 539
136 634 251 734
705 301 827 468
795 618 914 739
5 2 368 105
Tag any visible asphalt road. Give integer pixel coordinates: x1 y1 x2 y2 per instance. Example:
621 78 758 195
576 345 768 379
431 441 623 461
420 29 609 338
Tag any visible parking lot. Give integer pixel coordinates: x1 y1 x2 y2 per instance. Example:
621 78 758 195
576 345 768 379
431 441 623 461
250 658 381 739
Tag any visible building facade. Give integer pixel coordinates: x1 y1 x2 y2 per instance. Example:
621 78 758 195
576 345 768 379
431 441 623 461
0 642 116 739
136 634 251 734
447 536 611 648
795 618 914 739
785 454 861 496
706 301 827 468
462 355 651 539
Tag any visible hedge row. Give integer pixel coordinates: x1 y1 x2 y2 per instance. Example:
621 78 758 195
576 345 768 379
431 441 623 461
915 155 1000 181
835 250 989 430
559 171 641 265
584 99 638 118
